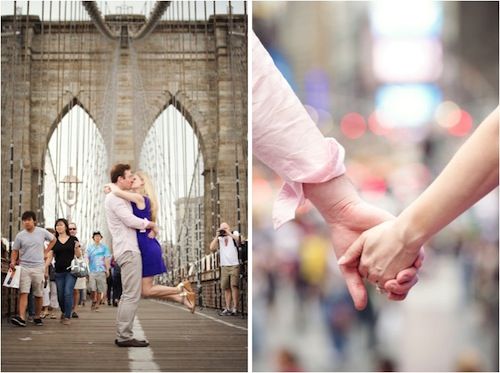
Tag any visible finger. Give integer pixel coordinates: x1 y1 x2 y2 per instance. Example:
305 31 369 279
386 292 407 301
395 267 417 284
337 236 364 266
367 272 380 285
339 265 368 311
414 248 425 269
358 262 369 279
385 276 418 295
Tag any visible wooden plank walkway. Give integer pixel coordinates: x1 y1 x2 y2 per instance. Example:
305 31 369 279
1 299 248 372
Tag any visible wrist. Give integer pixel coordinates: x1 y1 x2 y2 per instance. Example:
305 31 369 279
304 174 361 225
395 210 430 250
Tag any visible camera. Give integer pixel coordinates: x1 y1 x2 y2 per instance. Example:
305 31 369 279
218 229 227 237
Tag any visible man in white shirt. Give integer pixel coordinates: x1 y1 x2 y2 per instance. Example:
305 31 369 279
210 222 240 316
104 164 155 347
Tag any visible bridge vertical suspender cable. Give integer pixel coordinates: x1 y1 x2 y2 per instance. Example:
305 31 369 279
173 1 181 272
206 0 218 310
5 0 19 317
8 1 21 236
54 2 62 221
42 1 62 224
182 1 190 269
162 5 175 249
67 3 75 221
81 5 93 238
192 1 202 281
38 1 48 227
73 3 83 227
81 3 91 238
164 3 175 282
212 2 221 234
192 0 204 298
17 2 29 232
202 1 216 283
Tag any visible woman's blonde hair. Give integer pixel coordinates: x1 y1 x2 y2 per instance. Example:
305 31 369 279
135 170 159 223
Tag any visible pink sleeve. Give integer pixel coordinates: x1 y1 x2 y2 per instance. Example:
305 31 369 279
252 31 346 229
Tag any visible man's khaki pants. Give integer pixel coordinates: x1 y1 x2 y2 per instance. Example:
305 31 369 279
115 251 142 342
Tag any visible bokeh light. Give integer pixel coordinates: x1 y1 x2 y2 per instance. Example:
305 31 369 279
373 38 443 82
435 100 462 128
340 112 367 139
376 84 442 127
368 110 392 136
447 110 473 137
371 0 443 38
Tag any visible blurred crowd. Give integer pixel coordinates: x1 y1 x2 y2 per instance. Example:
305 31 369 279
252 2 498 372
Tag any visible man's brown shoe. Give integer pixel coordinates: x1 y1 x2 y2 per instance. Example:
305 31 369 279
115 339 150 347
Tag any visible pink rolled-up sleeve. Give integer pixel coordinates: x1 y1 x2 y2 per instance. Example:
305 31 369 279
252 31 346 229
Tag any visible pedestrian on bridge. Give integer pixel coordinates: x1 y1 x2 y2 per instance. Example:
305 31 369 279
69 222 87 318
10 211 56 327
210 222 241 316
45 228 60 319
45 218 82 325
86 231 111 312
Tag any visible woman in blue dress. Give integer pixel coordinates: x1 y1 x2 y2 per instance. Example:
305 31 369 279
106 171 195 313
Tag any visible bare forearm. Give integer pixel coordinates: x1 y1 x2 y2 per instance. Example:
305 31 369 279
305 175 361 221
209 238 218 252
45 252 53 269
398 108 499 245
10 251 19 266
112 188 143 206
45 238 56 255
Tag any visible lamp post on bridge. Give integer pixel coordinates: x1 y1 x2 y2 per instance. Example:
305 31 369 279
60 167 82 223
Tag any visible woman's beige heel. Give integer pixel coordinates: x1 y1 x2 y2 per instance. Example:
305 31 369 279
179 291 196 313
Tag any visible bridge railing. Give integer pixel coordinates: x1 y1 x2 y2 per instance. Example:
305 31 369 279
161 251 248 317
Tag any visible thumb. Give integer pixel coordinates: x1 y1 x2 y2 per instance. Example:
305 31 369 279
338 236 364 266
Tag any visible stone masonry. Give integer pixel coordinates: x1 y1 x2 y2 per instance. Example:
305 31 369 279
1 13 247 253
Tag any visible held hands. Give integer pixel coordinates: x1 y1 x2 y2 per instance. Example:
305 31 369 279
147 223 159 239
146 221 157 231
339 218 425 290
304 175 422 310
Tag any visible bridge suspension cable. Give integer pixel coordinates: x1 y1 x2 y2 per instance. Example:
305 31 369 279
2 2 247 303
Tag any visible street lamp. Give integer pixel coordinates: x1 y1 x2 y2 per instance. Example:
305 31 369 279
60 167 82 222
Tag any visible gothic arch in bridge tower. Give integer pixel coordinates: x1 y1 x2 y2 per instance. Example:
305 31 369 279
149 90 211 168
44 96 101 159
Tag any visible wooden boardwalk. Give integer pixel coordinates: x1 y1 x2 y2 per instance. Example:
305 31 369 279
1 299 247 372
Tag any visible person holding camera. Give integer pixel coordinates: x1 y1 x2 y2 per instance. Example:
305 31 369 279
210 222 241 316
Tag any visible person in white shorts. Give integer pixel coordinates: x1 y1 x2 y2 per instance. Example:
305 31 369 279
87 231 111 312
10 211 56 327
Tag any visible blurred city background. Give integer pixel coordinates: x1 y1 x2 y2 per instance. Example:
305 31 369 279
252 1 499 372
